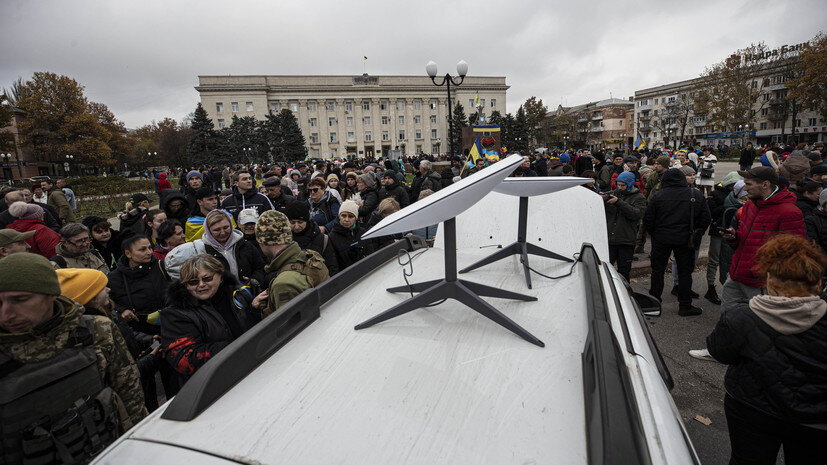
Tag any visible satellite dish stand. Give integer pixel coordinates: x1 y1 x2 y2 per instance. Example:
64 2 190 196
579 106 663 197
355 218 544 347
459 196 573 289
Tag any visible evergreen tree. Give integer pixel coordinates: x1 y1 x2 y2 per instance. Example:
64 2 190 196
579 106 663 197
489 110 503 127
187 103 217 164
501 113 515 151
260 111 284 162
514 106 530 152
278 109 307 162
450 101 467 156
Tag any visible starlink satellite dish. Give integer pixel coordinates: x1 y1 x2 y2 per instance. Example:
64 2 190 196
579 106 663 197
362 153 525 239
493 176 593 196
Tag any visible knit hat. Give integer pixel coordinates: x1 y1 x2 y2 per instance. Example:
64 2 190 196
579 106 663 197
819 189 827 210
680 165 696 176
56 268 107 306
0 229 35 247
186 170 204 182
130 193 149 205
357 173 375 188
615 172 635 192
0 252 61 296
382 170 396 179
339 200 359 218
732 180 747 199
255 210 292 246
238 208 259 225
719 171 743 187
559 153 571 163
656 156 671 169
163 241 207 281
8 201 43 219
326 173 340 183
285 200 310 222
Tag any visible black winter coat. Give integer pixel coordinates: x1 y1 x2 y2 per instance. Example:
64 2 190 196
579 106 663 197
804 209 827 253
419 171 442 193
268 191 294 216
533 158 548 177
707 302 827 424
220 186 274 221
707 184 730 237
379 180 411 208
160 189 191 225
604 187 647 246
357 186 380 220
92 229 123 270
796 196 819 220
293 220 340 275
409 173 424 203
107 255 169 333
328 220 374 270
643 168 711 247
160 273 249 382
364 211 405 251
739 147 757 166
203 236 267 286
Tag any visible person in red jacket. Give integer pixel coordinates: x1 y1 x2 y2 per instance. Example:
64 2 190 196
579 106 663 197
5 201 61 259
690 166 806 361
157 173 172 192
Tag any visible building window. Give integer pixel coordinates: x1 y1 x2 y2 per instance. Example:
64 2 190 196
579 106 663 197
469 99 475 108
330 132 337 143
363 116 371 126
414 100 421 110
365 131 372 141
382 130 389 141
289 102 298 112
217 119 225 129
480 99 485 107
491 99 496 107
397 101 405 111
763 93 770 101
326 102 335 111
346 117 353 126
429 100 438 110
760 122 768 130
309 118 317 127
761 108 769 116
380 101 388 111
619 109 624 116
654 110 658 116
347 132 355 143
796 119 802 127
415 129 422 139
329 117 337 127
308 102 317 111
231 102 239 112
430 115 437 124
431 129 437 139
398 116 404 125
414 115 421 125
653 132 658 138
773 121 782 129
809 118 817 126
381 116 388 125
216 102 223 113
619 120 623 126
416 144 422 153
398 129 405 139
313 149 319 157
363 101 370 111
269 102 279 112
345 101 353 112
310 133 319 143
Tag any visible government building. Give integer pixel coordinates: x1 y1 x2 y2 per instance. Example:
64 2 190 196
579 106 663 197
195 74 509 158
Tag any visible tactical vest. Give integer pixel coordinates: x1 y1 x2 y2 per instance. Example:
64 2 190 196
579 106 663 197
0 316 118 465
278 249 330 288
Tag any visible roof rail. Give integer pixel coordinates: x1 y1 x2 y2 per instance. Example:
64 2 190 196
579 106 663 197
578 243 652 465
162 235 428 422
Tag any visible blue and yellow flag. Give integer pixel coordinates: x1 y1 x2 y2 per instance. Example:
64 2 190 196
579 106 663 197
634 132 646 150
363 56 368 60
474 91 480 108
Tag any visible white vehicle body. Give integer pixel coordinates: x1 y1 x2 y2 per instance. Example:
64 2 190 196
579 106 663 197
93 186 699 464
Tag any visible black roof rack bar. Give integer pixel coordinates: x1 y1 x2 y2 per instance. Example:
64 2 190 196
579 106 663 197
603 263 636 355
162 235 429 422
578 243 652 465
623 280 675 391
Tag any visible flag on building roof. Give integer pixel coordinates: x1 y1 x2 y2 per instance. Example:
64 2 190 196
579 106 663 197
634 132 647 150
474 91 480 108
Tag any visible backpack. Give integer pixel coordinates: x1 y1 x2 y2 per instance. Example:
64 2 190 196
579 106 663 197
279 249 330 287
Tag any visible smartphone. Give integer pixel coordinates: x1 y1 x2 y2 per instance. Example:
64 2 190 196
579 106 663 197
149 340 161 351
718 227 731 234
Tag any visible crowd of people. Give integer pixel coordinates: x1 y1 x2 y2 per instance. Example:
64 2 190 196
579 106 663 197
1 139 825 463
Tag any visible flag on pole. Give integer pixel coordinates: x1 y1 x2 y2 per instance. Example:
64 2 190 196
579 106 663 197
474 91 480 108
468 135 483 164
363 56 368 60
634 132 647 150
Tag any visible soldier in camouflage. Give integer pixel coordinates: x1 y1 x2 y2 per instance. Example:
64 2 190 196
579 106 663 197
0 253 147 463
254 210 330 317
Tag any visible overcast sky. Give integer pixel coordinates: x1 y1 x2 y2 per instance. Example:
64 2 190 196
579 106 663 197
1 0 823 128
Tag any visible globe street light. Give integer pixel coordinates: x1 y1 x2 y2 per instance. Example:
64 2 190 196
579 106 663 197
66 154 74 176
426 60 468 157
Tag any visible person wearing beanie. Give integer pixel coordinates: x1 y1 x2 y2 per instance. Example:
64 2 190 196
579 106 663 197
328 200 373 270
326 173 344 204
284 200 339 275
56 267 164 411
603 170 647 281
355 173 380 221
262 176 294 215
5 201 60 259
256 209 330 316
0 253 148 445
379 169 410 209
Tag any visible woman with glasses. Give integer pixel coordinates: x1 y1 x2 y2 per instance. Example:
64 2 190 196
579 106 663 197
161 254 262 382
306 177 340 234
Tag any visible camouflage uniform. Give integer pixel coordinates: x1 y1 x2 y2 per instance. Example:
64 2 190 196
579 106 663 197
0 296 147 429
51 242 110 275
257 210 329 317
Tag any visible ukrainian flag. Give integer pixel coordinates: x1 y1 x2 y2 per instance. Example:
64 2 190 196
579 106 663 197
468 135 483 163
634 132 646 150
474 91 480 108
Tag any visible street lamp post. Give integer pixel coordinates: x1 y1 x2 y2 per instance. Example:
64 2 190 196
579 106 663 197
426 60 468 157
434 138 441 155
1 153 10 181
65 154 74 176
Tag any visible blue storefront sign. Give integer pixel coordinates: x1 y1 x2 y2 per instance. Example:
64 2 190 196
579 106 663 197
701 131 756 140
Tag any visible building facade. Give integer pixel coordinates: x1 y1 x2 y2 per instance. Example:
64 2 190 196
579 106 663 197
633 55 824 149
544 98 634 152
1 108 70 181
195 74 508 158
